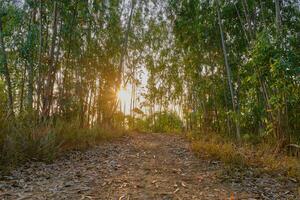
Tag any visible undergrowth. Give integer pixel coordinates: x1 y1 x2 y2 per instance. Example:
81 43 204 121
188 132 300 180
0 119 126 173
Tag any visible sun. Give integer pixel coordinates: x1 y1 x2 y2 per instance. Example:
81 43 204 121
117 88 131 103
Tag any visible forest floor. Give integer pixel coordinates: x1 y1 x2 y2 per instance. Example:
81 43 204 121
0 133 299 200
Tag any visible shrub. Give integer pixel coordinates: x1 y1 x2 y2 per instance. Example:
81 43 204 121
191 134 245 167
149 111 183 134
127 116 149 133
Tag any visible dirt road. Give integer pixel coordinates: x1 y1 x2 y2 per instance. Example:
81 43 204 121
0 133 298 199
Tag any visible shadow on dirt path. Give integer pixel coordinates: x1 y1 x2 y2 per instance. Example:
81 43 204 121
0 133 298 199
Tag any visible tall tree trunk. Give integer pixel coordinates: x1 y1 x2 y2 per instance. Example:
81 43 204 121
259 0 266 25
241 0 253 39
26 9 37 112
275 0 282 33
0 17 14 117
19 66 26 113
37 0 43 114
119 0 135 86
234 3 250 44
27 60 34 111
42 1 58 119
274 0 286 149
217 0 241 141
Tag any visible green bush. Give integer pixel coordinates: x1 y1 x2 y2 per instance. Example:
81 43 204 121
149 111 183 134
126 116 149 133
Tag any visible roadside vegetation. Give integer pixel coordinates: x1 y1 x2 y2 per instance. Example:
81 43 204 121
0 115 126 172
189 131 300 180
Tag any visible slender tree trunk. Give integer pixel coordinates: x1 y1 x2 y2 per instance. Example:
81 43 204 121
217 0 241 141
274 0 286 148
259 0 266 25
210 65 220 132
119 0 135 86
42 1 58 119
37 0 43 114
19 66 26 113
132 75 136 127
26 9 37 112
87 86 94 127
275 0 282 33
0 18 14 117
27 60 34 111
241 0 253 39
234 3 250 44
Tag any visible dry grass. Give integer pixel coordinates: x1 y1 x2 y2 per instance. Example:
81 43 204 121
56 123 127 151
188 132 300 180
0 120 127 172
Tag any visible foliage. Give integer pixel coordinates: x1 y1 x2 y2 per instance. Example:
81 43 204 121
126 116 149 133
126 111 183 134
148 0 300 147
243 31 300 141
149 112 183 134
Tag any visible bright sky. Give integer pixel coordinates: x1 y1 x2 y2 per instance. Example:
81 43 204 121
118 67 148 115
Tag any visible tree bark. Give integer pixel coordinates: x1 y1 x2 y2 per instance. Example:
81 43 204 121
275 0 282 33
42 1 58 119
19 66 26 113
234 3 249 44
26 9 37 112
119 0 136 86
217 0 241 141
36 0 43 114
241 0 253 39
0 17 14 117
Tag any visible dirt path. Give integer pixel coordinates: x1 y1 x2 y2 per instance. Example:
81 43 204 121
0 133 299 199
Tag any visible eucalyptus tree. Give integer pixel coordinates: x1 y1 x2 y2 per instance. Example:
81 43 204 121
165 0 300 144
0 2 16 117
216 0 240 140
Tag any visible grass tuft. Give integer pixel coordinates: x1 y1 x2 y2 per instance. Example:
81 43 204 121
189 132 300 179
0 119 126 173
